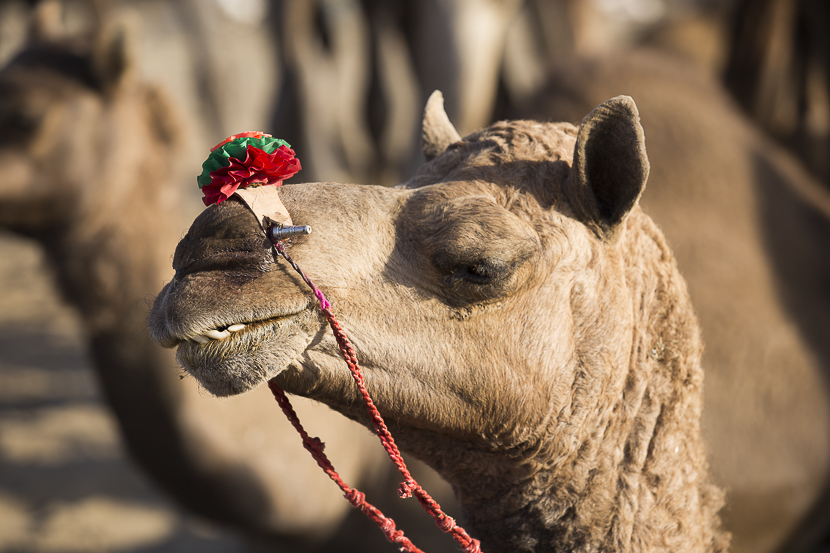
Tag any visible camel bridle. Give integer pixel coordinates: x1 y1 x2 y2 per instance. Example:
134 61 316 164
231 187 481 553
192 125 482 551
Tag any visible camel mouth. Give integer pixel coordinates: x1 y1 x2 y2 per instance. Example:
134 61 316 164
170 305 320 397
179 319 267 345
169 307 311 349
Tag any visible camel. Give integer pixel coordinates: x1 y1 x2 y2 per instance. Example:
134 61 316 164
270 0 528 186
150 93 729 552
0 8 419 551
724 0 830 189
511 50 830 553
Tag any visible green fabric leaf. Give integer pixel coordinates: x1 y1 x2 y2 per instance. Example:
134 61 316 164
197 135 291 189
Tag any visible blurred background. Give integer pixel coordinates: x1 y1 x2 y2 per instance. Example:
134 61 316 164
1 0 829 552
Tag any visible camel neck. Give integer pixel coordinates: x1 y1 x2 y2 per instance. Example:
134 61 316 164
40 189 181 337
449 375 725 552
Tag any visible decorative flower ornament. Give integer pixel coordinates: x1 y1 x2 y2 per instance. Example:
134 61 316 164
197 131 302 206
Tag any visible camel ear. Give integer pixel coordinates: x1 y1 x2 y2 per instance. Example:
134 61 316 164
93 23 135 94
569 95 649 241
144 86 182 148
422 90 461 161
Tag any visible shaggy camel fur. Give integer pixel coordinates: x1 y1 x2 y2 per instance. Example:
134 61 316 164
0 12 409 551
151 94 728 552
512 49 830 553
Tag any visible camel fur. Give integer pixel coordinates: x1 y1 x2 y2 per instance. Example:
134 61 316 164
150 93 728 552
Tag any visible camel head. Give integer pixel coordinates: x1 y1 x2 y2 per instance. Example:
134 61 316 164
151 91 656 459
0 3 179 238
0 3 183 331
150 94 729 551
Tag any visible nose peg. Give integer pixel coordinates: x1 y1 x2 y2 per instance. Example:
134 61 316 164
270 224 312 242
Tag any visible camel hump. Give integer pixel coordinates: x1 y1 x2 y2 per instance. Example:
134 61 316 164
422 90 462 161
569 95 650 241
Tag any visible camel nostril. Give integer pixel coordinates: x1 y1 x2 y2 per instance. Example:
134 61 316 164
172 199 271 275
173 248 273 278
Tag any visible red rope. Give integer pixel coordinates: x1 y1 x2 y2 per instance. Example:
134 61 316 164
267 380 422 551
267 235 482 553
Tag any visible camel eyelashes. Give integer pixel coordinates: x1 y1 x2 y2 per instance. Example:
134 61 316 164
2 110 39 133
446 262 507 286
430 239 537 303
0 103 42 143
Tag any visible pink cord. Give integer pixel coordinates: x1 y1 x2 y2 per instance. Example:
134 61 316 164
268 235 481 553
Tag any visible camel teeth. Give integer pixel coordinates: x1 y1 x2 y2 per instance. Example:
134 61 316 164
184 325 244 344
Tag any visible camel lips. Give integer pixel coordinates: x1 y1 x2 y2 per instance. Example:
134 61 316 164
187 323 247 343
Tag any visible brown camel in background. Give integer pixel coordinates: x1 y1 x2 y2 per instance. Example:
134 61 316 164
724 0 830 190
0 5 441 551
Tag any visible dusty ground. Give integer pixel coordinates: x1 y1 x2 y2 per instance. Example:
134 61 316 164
0 231 247 553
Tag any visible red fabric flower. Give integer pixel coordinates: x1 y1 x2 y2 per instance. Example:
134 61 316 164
201 144 302 206
210 131 267 152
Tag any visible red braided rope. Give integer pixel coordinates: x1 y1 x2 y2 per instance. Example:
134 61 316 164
267 380 422 551
268 235 482 553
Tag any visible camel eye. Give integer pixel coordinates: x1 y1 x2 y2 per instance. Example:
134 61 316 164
0 96 46 145
447 261 508 287
407 193 541 304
